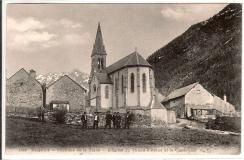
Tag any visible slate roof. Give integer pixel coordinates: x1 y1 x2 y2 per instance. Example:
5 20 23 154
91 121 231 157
151 95 166 109
50 100 69 104
162 82 199 103
155 89 166 102
91 23 107 57
105 51 152 74
95 72 112 84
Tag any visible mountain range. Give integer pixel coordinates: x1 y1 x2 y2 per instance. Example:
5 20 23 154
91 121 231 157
147 4 242 110
36 69 89 89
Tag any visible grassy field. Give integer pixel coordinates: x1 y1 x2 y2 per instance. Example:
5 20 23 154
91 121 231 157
5 117 241 154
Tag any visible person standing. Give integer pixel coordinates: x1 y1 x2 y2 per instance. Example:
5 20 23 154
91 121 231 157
112 112 117 129
93 112 99 129
124 111 132 129
105 111 112 129
117 112 121 129
81 112 87 129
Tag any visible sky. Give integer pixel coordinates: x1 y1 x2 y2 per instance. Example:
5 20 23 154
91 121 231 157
6 3 228 77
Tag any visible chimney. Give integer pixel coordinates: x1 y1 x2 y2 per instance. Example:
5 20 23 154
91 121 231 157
29 69 36 79
223 94 227 102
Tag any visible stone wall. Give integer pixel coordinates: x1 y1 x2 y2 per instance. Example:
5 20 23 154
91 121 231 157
6 69 43 112
46 76 87 112
127 109 151 127
44 110 153 128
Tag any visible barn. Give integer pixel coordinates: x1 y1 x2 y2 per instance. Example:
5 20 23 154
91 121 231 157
6 68 43 113
46 75 87 112
162 82 236 118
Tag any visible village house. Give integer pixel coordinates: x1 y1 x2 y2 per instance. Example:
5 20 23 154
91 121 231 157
162 82 236 118
88 23 155 114
46 75 87 112
6 68 43 113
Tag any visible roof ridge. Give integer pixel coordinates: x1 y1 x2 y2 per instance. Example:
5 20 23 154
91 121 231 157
47 75 87 91
105 51 152 74
7 68 43 87
163 82 199 102
7 68 27 80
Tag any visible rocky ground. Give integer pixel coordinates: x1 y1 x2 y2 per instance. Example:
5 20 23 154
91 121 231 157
5 117 240 154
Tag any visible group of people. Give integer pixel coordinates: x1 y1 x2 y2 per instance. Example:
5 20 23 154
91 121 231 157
81 111 132 129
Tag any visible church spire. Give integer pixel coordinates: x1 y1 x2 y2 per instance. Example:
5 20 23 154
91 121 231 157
91 22 107 57
90 22 107 75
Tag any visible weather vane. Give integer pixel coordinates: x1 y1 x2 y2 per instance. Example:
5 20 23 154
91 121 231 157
135 47 137 52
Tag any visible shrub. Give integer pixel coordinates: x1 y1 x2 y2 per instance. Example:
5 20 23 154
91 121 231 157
54 109 67 124
206 116 241 133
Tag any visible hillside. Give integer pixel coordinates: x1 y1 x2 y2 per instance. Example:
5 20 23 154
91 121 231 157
36 69 89 89
147 4 242 110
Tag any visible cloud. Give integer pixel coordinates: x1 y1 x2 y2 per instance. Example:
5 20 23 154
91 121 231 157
61 33 90 45
59 19 83 29
7 17 89 52
7 17 45 32
161 4 227 22
7 17 57 51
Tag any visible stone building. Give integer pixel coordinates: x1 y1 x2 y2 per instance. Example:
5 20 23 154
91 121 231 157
46 75 87 112
162 82 236 118
6 68 43 112
88 23 155 113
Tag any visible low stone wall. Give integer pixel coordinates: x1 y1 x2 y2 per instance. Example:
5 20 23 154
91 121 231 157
128 109 151 128
7 106 44 120
7 112 39 119
65 112 109 127
8 108 175 128
44 110 152 128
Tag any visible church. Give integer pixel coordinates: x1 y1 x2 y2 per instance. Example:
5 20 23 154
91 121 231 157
88 23 156 113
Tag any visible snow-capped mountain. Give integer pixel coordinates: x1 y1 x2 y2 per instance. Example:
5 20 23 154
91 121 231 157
36 69 89 89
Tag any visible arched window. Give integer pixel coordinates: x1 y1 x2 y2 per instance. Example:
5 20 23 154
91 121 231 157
93 84 96 92
130 73 134 93
121 75 124 93
142 73 146 92
115 78 118 90
105 85 109 99
99 58 102 70
101 58 104 70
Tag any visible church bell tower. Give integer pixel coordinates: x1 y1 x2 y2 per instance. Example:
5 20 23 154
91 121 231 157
90 22 107 75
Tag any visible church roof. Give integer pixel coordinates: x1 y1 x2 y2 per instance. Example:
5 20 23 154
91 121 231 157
162 82 199 103
91 23 107 57
95 72 112 84
105 51 152 74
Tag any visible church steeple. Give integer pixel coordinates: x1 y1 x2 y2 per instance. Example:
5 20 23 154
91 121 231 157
91 22 107 57
90 23 107 75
